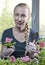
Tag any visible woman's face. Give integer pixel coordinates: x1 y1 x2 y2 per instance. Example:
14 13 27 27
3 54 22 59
14 6 29 31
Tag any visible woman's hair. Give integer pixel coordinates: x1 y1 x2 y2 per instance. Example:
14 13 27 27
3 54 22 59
25 23 30 55
14 3 30 18
14 3 30 55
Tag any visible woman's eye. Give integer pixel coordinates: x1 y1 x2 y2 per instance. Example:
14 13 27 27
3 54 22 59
21 14 26 17
15 14 19 16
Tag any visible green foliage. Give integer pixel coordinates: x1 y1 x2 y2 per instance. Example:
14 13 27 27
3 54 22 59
0 58 30 65
3 42 16 48
37 38 45 43
30 59 39 65
0 6 15 38
0 14 14 38
38 47 45 65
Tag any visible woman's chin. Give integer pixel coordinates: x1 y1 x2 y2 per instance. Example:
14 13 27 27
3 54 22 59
16 25 25 32
16 25 21 28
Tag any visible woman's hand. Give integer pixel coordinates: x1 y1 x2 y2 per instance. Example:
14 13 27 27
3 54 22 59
25 42 37 58
2 46 15 58
25 42 36 53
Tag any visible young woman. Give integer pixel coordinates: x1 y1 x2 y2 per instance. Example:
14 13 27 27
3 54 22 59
1 3 39 58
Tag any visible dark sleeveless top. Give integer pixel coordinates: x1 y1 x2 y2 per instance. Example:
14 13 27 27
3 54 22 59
1 28 39 58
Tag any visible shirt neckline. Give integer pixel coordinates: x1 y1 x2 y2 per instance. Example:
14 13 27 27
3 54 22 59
11 28 26 43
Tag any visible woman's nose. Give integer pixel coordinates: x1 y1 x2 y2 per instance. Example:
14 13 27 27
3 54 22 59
18 16 22 21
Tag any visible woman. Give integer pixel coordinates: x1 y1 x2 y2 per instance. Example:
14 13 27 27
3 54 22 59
1 3 39 58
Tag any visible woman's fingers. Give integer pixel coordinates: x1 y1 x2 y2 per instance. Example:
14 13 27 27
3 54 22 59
2 46 15 58
25 42 36 52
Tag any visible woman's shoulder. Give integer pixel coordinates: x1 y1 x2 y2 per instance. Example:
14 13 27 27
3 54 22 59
30 29 39 37
29 28 35 38
30 28 36 34
1 27 13 43
29 28 39 42
2 27 13 37
3 27 13 34
30 28 39 35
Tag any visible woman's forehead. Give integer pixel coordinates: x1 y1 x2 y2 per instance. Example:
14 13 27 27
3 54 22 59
15 6 28 13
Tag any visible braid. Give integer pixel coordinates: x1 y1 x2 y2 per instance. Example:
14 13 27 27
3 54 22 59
25 23 29 55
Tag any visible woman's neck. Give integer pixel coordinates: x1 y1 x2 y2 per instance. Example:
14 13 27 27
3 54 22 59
15 26 25 33
12 26 26 42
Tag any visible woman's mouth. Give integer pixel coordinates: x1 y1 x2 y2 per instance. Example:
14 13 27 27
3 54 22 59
17 22 24 25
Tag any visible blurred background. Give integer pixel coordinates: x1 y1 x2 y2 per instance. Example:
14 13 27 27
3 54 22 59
0 0 45 40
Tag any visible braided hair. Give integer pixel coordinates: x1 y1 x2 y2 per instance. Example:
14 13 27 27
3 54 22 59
25 22 30 55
